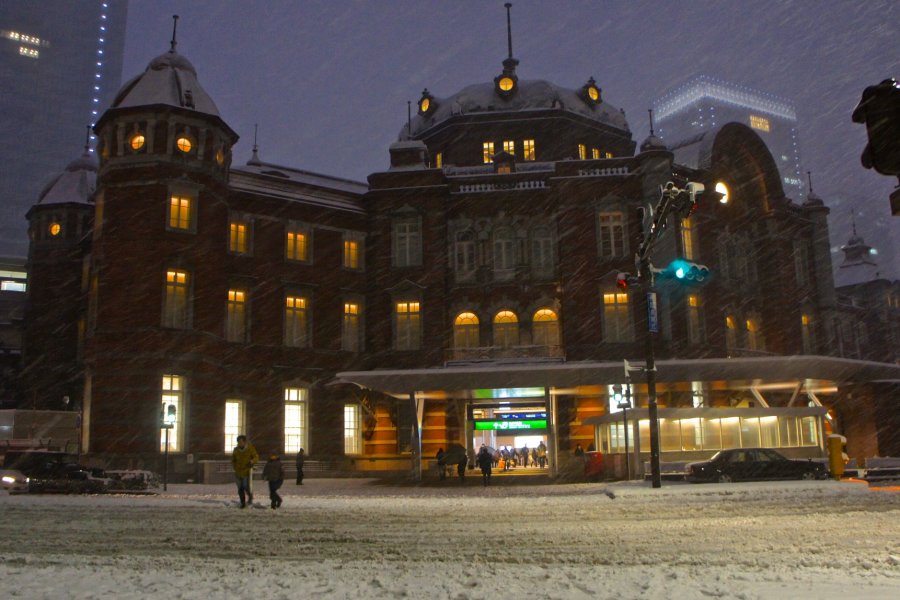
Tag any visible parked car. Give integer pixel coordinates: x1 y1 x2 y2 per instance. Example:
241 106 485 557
1 451 110 494
684 448 828 483
0 468 29 493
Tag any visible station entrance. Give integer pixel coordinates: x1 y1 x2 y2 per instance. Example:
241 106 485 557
468 387 551 473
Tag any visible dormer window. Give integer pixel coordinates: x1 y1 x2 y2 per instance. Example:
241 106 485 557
176 136 193 154
130 133 145 151
581 77 602 107
418 88 437 116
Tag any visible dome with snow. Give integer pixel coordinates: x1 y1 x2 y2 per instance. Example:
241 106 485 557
109 49 221 117
37 150 97 205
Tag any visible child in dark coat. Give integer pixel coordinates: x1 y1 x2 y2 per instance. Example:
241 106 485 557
262 453 285 509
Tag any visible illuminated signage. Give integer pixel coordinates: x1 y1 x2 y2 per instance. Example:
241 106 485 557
473 387 545 399
474 419 547 431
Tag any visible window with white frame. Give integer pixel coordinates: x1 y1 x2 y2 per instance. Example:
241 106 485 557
453 311 480 348
482 141 495 163
492 310 519 348
454 230 476 279
531 227 554 275
493 228 515 273
523 139 535 161
395 301 421 350
532 308 560 346
224 399 245 452
598 212 627 258
226 289 248 343
392 216 422 267
160 374 184 452
344 404 361 454
602 292 632 342
284 387 308 454
162 269 190 329
284 295 309 347
168 194 194 232
342 301 361 352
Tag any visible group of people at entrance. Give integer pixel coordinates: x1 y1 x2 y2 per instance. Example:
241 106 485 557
498 442 548 471
231 435 306 509
435 441 549 486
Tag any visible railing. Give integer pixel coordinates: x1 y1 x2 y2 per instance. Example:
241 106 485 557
577 166 629 177
456 180 546 193
444 345 565 364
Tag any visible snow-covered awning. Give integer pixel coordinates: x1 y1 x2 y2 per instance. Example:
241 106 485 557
337 356 900 396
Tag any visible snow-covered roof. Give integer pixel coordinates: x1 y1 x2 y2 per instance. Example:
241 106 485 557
338 356 900 395
667 130 716 171
407 79 629 138
233 160 367 195
110 50 220 117
37 151 97 205
230 160 366 213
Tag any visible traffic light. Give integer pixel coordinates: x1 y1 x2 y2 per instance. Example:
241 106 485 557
616 272 635 290
664 259 709 283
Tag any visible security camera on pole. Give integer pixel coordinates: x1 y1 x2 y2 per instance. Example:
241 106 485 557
615 181 719 488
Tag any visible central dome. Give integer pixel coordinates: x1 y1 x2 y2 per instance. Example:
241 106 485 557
405 78 630 139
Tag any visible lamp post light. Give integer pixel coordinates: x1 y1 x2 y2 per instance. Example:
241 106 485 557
617 383 632 481
161 404 176 491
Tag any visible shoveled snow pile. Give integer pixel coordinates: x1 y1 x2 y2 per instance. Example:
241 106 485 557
1 479 898 599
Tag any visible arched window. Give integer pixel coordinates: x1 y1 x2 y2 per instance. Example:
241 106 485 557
725 315 737 351
453 312 480 348
532 308 560 346
493 310 519 348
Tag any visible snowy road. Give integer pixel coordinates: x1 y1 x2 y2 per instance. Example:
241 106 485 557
1 479 898 599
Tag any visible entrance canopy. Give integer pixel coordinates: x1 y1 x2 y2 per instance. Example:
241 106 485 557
337 356 900 396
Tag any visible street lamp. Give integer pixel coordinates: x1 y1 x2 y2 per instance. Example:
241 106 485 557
160 403 176 491
613 383 632 481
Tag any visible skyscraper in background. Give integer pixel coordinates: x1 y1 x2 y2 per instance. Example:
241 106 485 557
0 0 127 259
653 76 805 203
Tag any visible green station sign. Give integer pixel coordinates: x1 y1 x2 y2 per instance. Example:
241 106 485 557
474 419 548 431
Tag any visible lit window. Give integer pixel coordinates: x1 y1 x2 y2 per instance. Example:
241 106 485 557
229 219 250 254
482 141 495 164
163 269 190 329
284 387 308 454
168 195 193 231
48 222 61 237
681 217 696 260
224 400 245 452
395 301 421 350
492 310 519 348
130 134 145 151
453 311 480 348
605 151 614 159
498 76 514 91
160 375 184 452
602 293 631 342
592 148 600 159
725 315 737 351
578 144 587 160
344 405 361 454
746 318 764 351
435 152 443 168
749 115 770 132
342 302 361 352
343 238 361 269
801 314 814 354
503 140 515 155
598 213 627 257
226 289 247 343
286 225 309 262
215 148 225 166
284 295 308 348
392 216 422 267
523 139 535 161
532 308 560 346
176 137 192 153
687 294 704 344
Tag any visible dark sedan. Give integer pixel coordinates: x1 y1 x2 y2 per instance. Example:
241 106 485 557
685 448 828 483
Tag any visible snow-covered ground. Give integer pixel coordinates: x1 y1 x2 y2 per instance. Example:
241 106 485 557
1 478 898 599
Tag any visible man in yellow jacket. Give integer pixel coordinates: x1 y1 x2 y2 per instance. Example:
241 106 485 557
232 435 259 508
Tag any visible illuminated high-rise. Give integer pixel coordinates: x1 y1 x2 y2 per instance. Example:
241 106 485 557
653 76 805 202
0 1 127 258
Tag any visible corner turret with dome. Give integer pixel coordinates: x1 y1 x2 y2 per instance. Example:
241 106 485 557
93 15 238 179
401 3 635 168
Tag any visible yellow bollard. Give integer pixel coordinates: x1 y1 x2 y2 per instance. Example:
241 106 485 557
827 434 847 480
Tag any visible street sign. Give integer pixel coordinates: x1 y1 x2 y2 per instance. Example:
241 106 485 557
647 292 658 333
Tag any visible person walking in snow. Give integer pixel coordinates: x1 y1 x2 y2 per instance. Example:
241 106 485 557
263 453 285 509
537 441 547 469
476 444 493 486
435 447 447 480
295 448 306 485
232 435 259 508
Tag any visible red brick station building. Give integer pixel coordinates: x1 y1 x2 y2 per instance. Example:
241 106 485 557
19 35 900 481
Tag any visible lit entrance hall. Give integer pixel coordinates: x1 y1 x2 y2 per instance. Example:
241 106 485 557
471 392 551 473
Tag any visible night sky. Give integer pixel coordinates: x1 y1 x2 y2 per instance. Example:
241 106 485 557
123 0 900 276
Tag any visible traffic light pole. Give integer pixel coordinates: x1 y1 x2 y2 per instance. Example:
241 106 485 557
638 256 662 488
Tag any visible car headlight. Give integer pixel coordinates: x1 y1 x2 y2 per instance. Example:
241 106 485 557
2 475 16 484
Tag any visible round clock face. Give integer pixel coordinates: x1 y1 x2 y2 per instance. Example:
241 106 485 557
420 97 430 113
588 86 600 101
130 134 145 151
176 137 192 153
49 222 61 236
498 77 515 92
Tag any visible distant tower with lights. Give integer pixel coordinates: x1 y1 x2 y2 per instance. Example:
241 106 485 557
0 0 127 258
652 76 805 202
